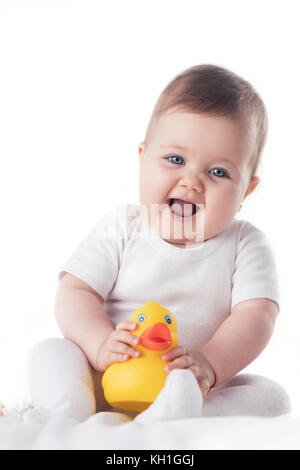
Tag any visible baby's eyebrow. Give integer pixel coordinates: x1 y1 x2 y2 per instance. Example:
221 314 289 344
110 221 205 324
214 160 240 178
160 144 188 151
216 160 237 171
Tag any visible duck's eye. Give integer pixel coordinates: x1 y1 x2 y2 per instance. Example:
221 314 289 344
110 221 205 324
137 313 146 322
165 314 172 324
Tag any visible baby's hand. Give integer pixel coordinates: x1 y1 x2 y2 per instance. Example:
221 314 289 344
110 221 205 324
97 321 140 372
162 347 216 398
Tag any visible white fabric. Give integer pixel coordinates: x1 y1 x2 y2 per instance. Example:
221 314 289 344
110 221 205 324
25 338 97 423
135 369 203 425
58 204 279 351
24 338 290 423
0 207 290 450
0 337 292 450
1 413 300 450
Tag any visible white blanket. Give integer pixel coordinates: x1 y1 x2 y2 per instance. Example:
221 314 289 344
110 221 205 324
1 336 298 450
0 411 299 450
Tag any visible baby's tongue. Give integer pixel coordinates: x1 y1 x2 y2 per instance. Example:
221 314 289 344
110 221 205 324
170 198 194 217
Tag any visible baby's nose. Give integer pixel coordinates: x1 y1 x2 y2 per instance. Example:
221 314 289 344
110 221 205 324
180 174 204 193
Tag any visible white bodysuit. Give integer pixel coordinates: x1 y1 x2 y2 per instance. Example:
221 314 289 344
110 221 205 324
24 204 290 424
58 203 279 350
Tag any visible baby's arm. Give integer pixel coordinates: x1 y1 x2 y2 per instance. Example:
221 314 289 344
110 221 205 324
55 273 139 371
198 298 278 387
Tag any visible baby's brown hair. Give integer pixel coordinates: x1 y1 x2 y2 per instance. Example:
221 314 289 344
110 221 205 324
144 64 268 178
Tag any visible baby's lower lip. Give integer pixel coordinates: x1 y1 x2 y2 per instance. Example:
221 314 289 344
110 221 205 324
169 210 196 220
167 202 199 220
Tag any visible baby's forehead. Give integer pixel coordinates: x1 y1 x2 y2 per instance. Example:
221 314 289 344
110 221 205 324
151 109 248 135
151 110 255 149
146 110 257 173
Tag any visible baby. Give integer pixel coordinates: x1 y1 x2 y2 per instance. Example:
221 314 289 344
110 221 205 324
24 64 290 425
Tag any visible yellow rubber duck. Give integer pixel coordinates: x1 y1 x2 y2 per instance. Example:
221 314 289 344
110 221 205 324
101 301 178 413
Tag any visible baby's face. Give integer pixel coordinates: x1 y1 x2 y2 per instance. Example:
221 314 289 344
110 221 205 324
138 110 259 247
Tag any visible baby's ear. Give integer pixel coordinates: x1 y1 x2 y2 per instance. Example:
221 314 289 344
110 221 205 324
138 141 145 159
243 176 260 199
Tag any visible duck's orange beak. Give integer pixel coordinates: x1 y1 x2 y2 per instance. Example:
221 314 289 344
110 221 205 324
139 322 172 351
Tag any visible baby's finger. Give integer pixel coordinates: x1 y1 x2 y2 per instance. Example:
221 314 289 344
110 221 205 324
162 346 186 362
198 378 211 399
165 355 193 373
187 364 198 377
98 350 129 371
111 340 140 359
107 352 130 366
114 329 140 347
115 320 137 331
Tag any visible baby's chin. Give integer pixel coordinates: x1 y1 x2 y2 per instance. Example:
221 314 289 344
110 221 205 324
158 224 205 247
161 216 204 245
157 221 225 246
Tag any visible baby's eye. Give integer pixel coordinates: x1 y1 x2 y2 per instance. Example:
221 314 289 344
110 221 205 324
167 155 185 165
209 168 229 178
137 313 146 322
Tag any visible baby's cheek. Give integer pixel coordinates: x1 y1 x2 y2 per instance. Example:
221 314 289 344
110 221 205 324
204 198 237 237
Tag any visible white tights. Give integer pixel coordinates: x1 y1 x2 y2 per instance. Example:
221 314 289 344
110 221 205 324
24 338 291 425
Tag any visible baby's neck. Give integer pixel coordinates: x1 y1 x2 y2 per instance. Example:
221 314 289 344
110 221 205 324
164 239 204 249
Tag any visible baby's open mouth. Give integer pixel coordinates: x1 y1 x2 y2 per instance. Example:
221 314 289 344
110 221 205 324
167 198 200 217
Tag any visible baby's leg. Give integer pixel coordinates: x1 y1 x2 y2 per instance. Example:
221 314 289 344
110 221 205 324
135 369 203 425
202 373 291 417
135 371 290 425
23 337 107 424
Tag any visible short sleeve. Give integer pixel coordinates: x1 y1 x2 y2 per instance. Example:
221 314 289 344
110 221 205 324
231 222 280 311
58 205 126 300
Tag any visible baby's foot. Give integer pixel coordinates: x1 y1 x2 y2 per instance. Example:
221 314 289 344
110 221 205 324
22 406 51 426
22 397 74 425
134 369 203 426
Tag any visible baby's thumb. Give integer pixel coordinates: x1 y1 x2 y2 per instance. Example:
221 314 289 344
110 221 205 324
199 378 211 399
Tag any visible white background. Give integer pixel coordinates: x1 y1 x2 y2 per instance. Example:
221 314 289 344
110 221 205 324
0 0 299 417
